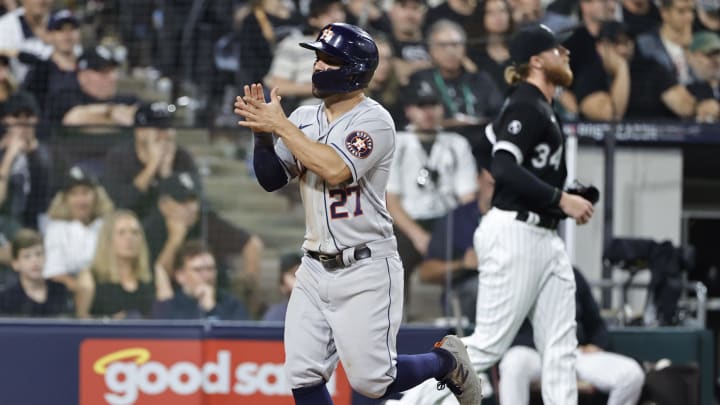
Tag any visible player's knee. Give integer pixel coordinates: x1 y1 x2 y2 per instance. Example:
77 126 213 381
619 361 646 392
500 347 536 380
347 375 391 399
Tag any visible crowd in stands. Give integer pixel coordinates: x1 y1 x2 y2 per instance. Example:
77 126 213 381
0 0 714 327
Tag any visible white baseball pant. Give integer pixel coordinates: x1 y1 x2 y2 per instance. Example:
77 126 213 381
499 345 645 405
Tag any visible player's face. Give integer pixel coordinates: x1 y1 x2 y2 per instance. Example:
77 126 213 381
12 245 45 281
65 184 97 224
312 52 343 98
539 46 573 88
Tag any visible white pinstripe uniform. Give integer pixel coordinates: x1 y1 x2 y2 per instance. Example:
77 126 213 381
275 98 405 399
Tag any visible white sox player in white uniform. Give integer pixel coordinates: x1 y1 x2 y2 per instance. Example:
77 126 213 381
234 23 482 405
385 23 595 405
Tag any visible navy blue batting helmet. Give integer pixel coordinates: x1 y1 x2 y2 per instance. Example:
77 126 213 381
300 23 379 96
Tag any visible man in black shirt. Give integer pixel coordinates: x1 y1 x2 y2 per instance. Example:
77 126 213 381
464 24 595 405
388 0 432 85
44 45 138 129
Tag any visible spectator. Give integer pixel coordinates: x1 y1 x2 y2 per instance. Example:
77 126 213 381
142 171 264 300
0 228 69 316
104 103 264 292
21 9 80 113
694 0 720 33
560 0 629 121
408 20 503 133
44 45 138 129
418 137 494 321
153 240 250 320
104 102 193 219
88 209 169 319
261 251 301 322
469 0 515 93
498 269 645 405
424 0 479 37
0 91 51 234
238 0 301 85
264 0 346 109
366 34 403 125
0 0 52 81
345 0 392 33
388 0 432 85
687 31 720 120
621 0 662 37
600 21 699 119
508 0 575 33
636 0 695 84
387 82 478 317
43 166 113 295
0 55 15 116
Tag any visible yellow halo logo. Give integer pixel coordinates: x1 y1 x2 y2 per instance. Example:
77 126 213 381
93 348 151 375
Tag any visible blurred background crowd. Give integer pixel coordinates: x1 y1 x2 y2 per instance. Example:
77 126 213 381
0 0 716 326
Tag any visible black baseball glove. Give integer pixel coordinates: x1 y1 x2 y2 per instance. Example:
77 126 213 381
565 181 600 205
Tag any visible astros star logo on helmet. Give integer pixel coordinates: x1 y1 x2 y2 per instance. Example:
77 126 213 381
345 131 373 159
320 27 334 42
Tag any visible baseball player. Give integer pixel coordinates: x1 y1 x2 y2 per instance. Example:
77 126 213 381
385 23 595 405
233 23 482 405
466 23 594 405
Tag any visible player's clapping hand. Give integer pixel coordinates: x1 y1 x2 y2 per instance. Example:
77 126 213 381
559 192 594 225
234 83 287 134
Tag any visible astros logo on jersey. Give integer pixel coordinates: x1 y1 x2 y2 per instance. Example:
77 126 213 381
345 131 373 159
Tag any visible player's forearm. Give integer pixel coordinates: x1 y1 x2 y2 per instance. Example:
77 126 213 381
275 121 350 185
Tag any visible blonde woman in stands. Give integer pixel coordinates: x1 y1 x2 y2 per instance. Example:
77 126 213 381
88 209 171 319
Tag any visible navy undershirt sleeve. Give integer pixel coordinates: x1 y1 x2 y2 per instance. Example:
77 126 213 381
492 150 561 209
253 133 289 192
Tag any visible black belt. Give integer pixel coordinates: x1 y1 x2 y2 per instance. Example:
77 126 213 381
307 246 371 270
515 211 560 230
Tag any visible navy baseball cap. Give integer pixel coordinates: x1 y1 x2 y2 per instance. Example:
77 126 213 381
62 166 98 191
134 102 176 128
158 172 200 202
3 92 39 117
403 77 441 106
48 9 79 31
509 24 574 65
78 46 122 71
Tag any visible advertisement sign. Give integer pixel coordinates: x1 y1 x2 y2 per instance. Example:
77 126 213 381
80 339 352 405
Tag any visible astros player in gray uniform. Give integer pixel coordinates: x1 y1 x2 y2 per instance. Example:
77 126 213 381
234 23 482 405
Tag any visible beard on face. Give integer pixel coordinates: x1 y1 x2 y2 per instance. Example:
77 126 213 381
544 60 573 88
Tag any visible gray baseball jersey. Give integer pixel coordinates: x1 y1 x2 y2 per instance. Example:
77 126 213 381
275 97 396 253
279 97 405 398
